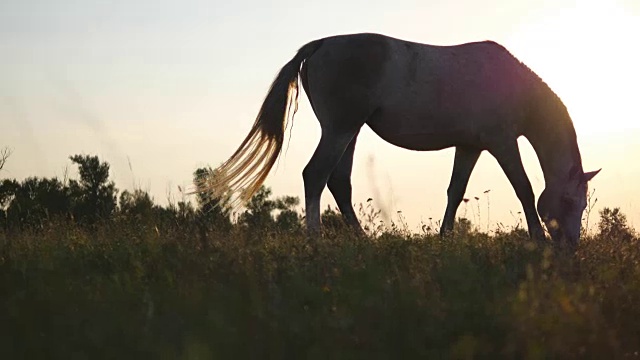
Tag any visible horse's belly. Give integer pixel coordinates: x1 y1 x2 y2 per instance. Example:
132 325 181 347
366 107 483 151
368 129 463 151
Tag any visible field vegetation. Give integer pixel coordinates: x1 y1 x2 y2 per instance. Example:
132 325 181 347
1 153 638 358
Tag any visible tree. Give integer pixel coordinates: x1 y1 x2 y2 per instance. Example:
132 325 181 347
0 179 18 209
173 200 197 226
237 186 302 233
2 177 71 229
321 205 349 233
119 189 155 219
193 167 232 231
68 155 117 225
0 154 117 229
0 179 19 228
0 147 11 172
597 207 635 242
238 186 277 230
274 195 302 232
157 197 198 230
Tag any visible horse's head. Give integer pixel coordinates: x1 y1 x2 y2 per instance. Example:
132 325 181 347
537 167 600 248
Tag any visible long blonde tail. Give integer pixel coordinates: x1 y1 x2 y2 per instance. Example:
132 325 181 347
195 39 323 208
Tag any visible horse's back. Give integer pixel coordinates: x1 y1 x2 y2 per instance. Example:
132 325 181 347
304 33 545 149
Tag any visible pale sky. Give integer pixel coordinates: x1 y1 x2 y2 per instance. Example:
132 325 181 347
1 0 639 232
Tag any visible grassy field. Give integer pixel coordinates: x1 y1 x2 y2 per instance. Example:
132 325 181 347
1 221 639 359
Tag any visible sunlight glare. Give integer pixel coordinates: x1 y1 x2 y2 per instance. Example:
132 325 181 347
506 1 639 135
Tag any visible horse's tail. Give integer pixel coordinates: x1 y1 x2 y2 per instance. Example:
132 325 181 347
196 39 324 208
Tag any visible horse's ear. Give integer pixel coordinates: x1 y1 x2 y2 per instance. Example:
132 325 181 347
583 168 601 182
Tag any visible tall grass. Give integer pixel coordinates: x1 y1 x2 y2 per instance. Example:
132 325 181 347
1 220 639 359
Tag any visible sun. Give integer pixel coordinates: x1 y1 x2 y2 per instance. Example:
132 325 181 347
505 1 640 135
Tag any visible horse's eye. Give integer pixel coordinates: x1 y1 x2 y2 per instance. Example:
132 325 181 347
561 196 575 210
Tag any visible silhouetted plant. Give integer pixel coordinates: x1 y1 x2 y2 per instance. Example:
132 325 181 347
1 177 71 229
321 205 349 234
193 167 232 232
68 155 117 225
597 207 635 242
274 195 302 232
0 179 18 209
454 217 474 236
238 186 277 231
0 147 11 172
236 186 302 233
119 189 156 219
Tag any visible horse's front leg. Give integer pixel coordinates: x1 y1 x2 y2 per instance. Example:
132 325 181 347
489 141 546 242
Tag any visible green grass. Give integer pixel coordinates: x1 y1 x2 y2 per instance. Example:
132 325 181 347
1 223 639 359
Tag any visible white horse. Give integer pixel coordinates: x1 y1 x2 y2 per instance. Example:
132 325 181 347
201 33 599 247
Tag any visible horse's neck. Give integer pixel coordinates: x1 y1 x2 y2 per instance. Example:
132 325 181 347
524 112 583 186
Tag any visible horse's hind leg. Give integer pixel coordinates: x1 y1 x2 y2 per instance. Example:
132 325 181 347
440 147 481 236
303 128 360 236
327 130 366 236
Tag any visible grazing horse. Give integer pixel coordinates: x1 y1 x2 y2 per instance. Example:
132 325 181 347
200 33 600 247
